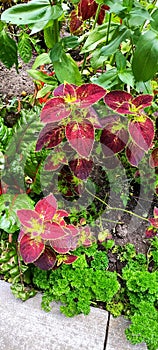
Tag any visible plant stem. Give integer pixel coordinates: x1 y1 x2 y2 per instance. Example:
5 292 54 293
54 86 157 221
85 188 149 222
53 19 59 44
92 4 102 30
106 12 112 45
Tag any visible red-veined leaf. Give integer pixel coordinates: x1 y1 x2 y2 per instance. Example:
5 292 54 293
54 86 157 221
149 148 158 168
63 83 77 99
97 5 110 25
86 107 102 128
154 207 158 218
36 123 65 151
17 209 42 228
148 218 158 228
18 228 26 242
66 120 94 158
128 117 154 151
41 222 66 240
126 141 145 166
34 247 57 270
132 94 153 109
40 97 70 123
53 83 76 97
78 0 97 20
100 126 128 157
63 254 78 264
145 227 156 238
50 235 71 253
19 234 45 263
35 194 57 221
104 91 132 113
69 158 93 180
76 83 106 107
70 9 83 33
44 150 67 171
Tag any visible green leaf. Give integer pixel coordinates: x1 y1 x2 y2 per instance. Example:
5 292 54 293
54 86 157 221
81 24 108 53
118 71 134 87
27 69 57 85
101 27 131 56
44 25 55 49
32 53 51 69
151 8 158 32
132 30 158 82
0 29 18 69
36 85 54 98
128 7 152 27
62 36 79 50
91 69 119 89
53 52 82 85
115 51 126 71
50 42 63 62
0 194 34 233
1 0 63 25
18 34 32 63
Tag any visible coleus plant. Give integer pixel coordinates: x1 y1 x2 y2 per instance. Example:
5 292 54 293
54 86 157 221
101 90 154 167
70 0 110 33
145 207 158 238
17 194 94 270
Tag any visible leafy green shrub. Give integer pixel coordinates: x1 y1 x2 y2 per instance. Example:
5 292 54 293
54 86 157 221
33 245 120 317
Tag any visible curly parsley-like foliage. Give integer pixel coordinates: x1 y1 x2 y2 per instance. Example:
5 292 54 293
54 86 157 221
33 249 120 317
125 301 158 350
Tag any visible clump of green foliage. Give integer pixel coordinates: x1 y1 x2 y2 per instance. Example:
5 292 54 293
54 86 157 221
33 243 120 317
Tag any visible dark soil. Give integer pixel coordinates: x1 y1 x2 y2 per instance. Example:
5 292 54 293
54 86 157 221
0 59 157 267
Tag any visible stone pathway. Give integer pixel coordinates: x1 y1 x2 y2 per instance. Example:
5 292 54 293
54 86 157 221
0 280 147 350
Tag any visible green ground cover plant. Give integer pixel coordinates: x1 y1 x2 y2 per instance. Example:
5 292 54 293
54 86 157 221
0 1 158 349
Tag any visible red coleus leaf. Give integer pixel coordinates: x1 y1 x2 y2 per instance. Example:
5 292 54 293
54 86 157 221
149 148 158 168
44 149 67 171
66 120 94 158
53 209 69 226
154 207 158 218
69 9 83 34
128 117 154 152
40 97 70 124
34 246 57 270
104 91 132 114
126 141 145 166
35 194 57 221
104 91 153 114
78 0 97 20
63 255 78 264
36 123 65 151
100 125 128 157
17 210 42 228
76 84 106 108
19 234 45 263
132 95 153 109
148 218 158 228
145 227 157 238
97 5 110 25
54 83 105 107
69 158 93 180
50 235 72 254
41 222 67 240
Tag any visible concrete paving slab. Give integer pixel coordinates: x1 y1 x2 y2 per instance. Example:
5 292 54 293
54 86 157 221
106 314 147 350
0 280 107 350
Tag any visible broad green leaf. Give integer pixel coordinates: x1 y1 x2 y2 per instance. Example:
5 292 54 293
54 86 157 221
27 69 57 85
118 71 134 87
32 53 51 69
18 34 32 63
91 69 119 89
0 20 5 31
106 0 126 14
36 85 54 99
0 29 18 69
132 30 158 81
44 25 55 48
115 51 126 71
90 49 107 69
101 27 131 56
50 42 63 62
128 8 152 27
81 23 109 53
62 36 79 50
151 8 158 32
1 0 63 25
0 194 34 233
53 53 82 85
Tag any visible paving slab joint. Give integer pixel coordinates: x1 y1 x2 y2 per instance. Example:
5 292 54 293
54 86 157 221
103 311 110 350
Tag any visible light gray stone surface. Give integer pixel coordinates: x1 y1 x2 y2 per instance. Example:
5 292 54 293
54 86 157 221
0 280 107 350
106 315 147 350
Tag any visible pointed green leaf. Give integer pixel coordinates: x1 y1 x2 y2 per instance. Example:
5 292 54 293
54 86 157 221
53 52 82 85
132 30 158 82
18 34 32 63
0 30 18 69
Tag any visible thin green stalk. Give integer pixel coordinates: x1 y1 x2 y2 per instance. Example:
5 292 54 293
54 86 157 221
53 19 59 44
85 187 149 222
106 12 112 45
92 4 102 30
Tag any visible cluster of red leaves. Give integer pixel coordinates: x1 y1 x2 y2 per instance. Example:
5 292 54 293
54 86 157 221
146 207 158 238
70 0 110 33
17 194 94 270
36 83 154 183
